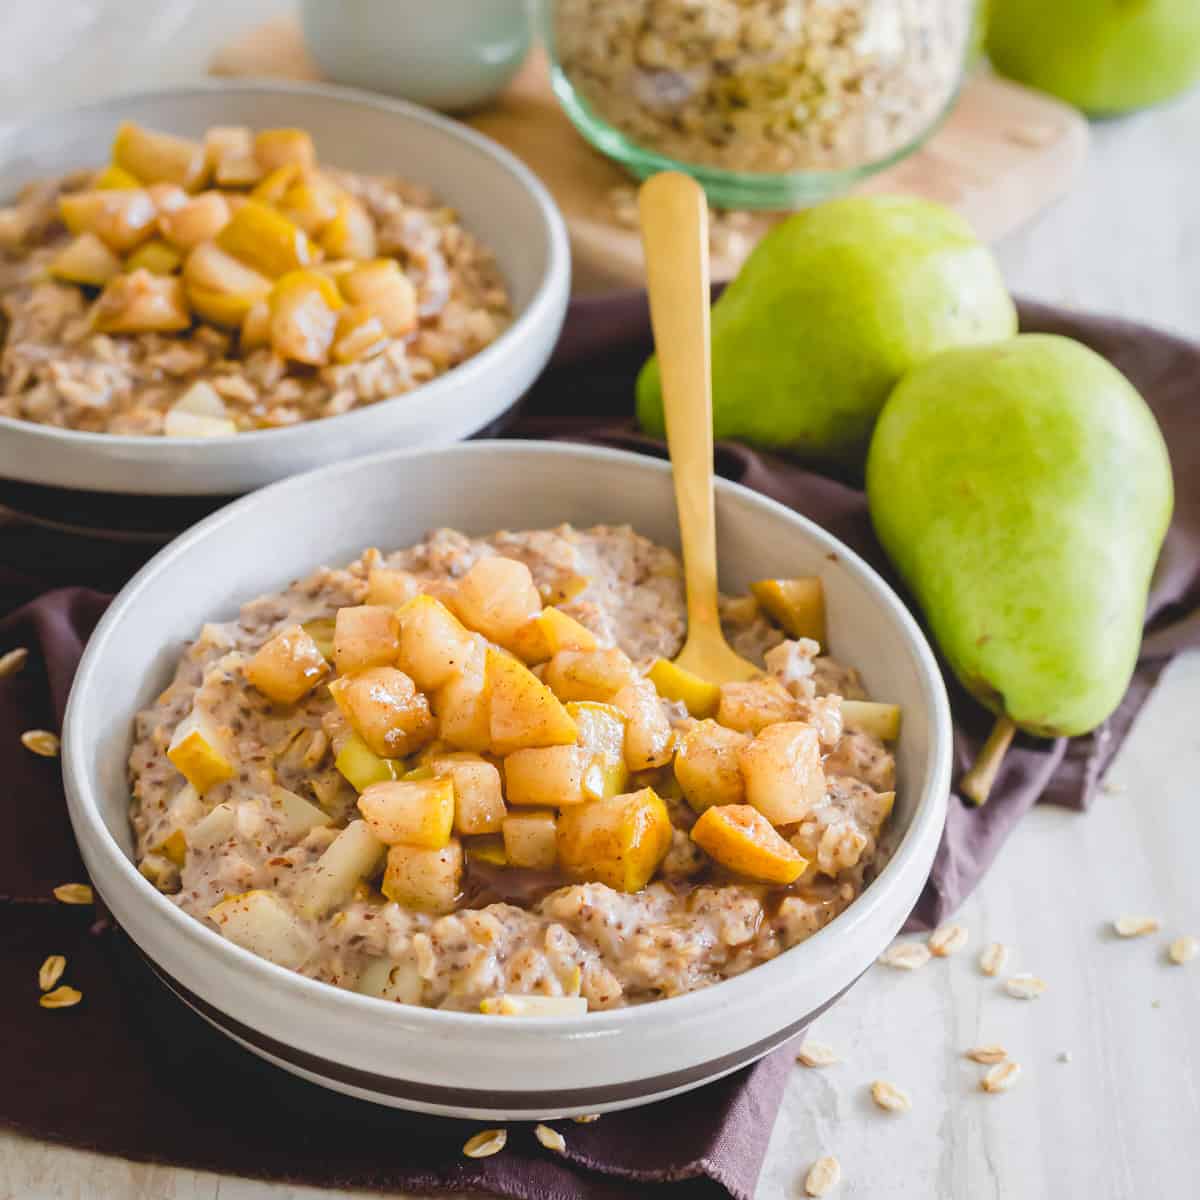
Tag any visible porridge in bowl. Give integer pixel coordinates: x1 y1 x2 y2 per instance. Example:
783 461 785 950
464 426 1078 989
0 122 510 435
129 525 898 1013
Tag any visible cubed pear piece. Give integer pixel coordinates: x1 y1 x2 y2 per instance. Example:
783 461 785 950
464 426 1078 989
93 163 140 190
280 174 342 235
187 801 236 850
674 719 749 813
49 233 122 287
112 121 208 190
366 567 421 609
543 647 638 703
428 753 505 834
357 778 454 848
716 677 800 735
183 240 272 298
356 955 424 1004
157 191 231 250
382 839 463 913
167 709 234 794
90 269 190 334
749 578 826 645
125 238 182 276
486 649 578 756
435 635 492 752
332 304 389 363
146 183 188 215
338 258 416 337
244 623 329 703
154 829 188 868
240 298 270 351
59 189 158 253
268 268 344 365
647 658 721 718
510 607 599 664
204 125 263 187
163 408 236 437
738 722 825 825
164 380 230 437
320 194 377 259
566 700 629 797
690 805 808 885
451 556 542 647
397 594 476 692
465 834 508 866
504 745 602 807
296 819 386 919
480 994 587 1016
333 604 401 675
334 731 402 792
208 890 312 969
301 616 336 660
270 785 332 839
611 679 676 771
329 666 435 759
186 285 264 330
217 199 317 278
556 788 672 893
839 700 901 741
250 163 304 208
539 573 590 606
502 809 558 869
254 128 317 173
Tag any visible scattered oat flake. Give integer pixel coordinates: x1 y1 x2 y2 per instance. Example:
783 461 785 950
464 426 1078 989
965 1045 1007 1064
1113 915 1160 938
797 1039 840 1068
981 1061 1022 1093
463 1129 507 1158
53 883 93 905
38 955 66 991
535 1124 566 1153
1005 974 1047 1000
0 647 28 677
870 1080 911 1113
1057 1051 1072 1063
1100 778 1125 795
804 1154 841 1196
572 1114 601 1124
878 942 931 970
1168 935 1198 965
979 942 1009 977
928 924 969 957
21 729 59 757
39 985 82 1009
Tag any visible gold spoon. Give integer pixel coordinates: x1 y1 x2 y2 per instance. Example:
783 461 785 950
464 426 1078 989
638 172 758 684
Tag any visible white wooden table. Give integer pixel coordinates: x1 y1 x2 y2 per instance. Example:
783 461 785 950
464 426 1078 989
2 4 1198 1196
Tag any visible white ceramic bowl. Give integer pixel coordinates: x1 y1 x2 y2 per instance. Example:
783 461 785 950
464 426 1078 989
0 83 569 496
62 442 951 1119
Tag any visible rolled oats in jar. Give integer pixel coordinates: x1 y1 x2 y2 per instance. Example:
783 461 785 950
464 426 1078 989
549 0 975 175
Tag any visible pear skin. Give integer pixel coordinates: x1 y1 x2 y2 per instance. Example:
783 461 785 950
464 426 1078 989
866 334 1173 737
636 196 1016 469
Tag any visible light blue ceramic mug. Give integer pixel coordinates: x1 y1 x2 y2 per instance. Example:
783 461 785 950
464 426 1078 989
299 0 532 112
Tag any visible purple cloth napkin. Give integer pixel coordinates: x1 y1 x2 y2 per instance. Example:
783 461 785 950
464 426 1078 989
0 296 1197 1199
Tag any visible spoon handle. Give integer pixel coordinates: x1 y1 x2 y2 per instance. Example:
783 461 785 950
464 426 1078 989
638 172 722 641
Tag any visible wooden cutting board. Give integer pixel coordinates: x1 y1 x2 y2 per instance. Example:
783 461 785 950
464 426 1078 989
212 15 1089 293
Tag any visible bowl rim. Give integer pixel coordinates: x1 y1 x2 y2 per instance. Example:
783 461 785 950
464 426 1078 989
63 439 951 1037
0 78 571 450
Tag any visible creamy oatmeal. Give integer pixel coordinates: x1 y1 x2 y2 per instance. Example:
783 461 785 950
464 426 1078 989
129 525 898 1012
0 122 510 435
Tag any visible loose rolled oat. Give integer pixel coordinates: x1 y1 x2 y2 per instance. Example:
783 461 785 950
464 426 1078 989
52 883 93 905
928 923 969 957
878 941 931 971
463 1129 507 1158
804 1154 841 1196
1168 935 1198 965
870 1079 911 1114
979 942 1009 977
535 1124 566 1153
796 1039 839 1068
981 1061 1021 1093
21 729 59 757
1113 915 1160 938
0 647 29 677
38 954 66 991
965 1045 1007 1065
39 985 82 1009
572 1113 601 1124
1004 974 1047 1001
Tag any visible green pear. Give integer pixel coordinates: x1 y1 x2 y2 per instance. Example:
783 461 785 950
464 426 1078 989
988 0 1200 115
866 334 1173 741
636 196 1016 470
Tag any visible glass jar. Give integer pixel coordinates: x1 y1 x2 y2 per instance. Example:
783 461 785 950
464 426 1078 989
544 0 978 209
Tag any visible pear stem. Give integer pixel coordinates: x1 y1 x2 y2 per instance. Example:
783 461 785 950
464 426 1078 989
961 715 1016 807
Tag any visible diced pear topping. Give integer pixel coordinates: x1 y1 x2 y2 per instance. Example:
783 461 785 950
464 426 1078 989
382 839 463 913
270 785 333 839
716 677 800 734
183 240 272 297
93 163 141 190
296 819 385 919
464 834 508 866
357 778 455 848
280 174 342 235
840 700 902 741
566 700 629 797
486 649 578 756
510 607 599 664
452 556 542 647
329 666 436 758
338 258 417 337
91 269 190 334
334 731 403 792
610 679 676 771
427 753 506 834
750 578 826 645
674 719 749 813
125 238 183 276
502 809 558 869
48 233 122 287
187 801 236 850
204 125 263 188
244 623 329 703
319 194 377 259
690 805 808 885
208 890 312 969
240 298 271 350
158 191 231 250
186 285 263 331
332 303 390 363
365 568 421 609
397 594 476 692
154 828 188 867
543 647 638 703
356 955 424 1004
267 268 343 365
480 994 588 1017
58 189 158 253
333 605 401 676
647 658 721 718
300 616 336 660
435 635 492 752
504 745 602 807
167 709 234 794
112 121 208 190
738 721 825 825
216 199 317 278
146 182 188 215
251 163 305 208
254 128 317 173
556 788 672 893
163 400 236 439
